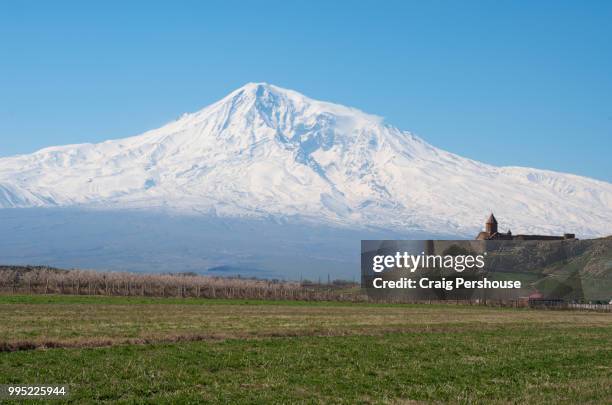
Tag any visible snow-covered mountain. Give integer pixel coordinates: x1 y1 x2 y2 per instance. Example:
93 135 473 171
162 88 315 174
1 82 611 238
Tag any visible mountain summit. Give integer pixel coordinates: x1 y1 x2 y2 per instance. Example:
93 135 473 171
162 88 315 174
1 83 611 237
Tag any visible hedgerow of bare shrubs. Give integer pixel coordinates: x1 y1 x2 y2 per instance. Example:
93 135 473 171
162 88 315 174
0 266 363 301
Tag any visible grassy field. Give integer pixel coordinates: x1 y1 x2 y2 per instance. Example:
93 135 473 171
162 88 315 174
1 295 611 403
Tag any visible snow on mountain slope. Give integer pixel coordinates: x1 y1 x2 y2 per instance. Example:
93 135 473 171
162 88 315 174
0 82 611 237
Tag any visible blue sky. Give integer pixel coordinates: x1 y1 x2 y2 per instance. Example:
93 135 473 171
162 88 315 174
1 1 611 181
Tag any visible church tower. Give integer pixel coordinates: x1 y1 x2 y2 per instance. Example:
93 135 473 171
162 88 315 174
485 213 498 236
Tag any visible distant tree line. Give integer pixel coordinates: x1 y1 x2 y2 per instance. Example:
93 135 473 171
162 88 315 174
2 265 610 311
0 266 364 301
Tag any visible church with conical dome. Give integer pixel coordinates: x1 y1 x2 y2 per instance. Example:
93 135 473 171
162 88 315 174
475 213 575 241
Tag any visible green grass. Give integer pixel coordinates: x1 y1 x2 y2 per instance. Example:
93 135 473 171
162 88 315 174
0 294 611 404
0 293 484 307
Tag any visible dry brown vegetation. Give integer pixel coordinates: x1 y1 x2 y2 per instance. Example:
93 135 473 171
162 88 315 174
3 266 612 313
0 265 361 301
